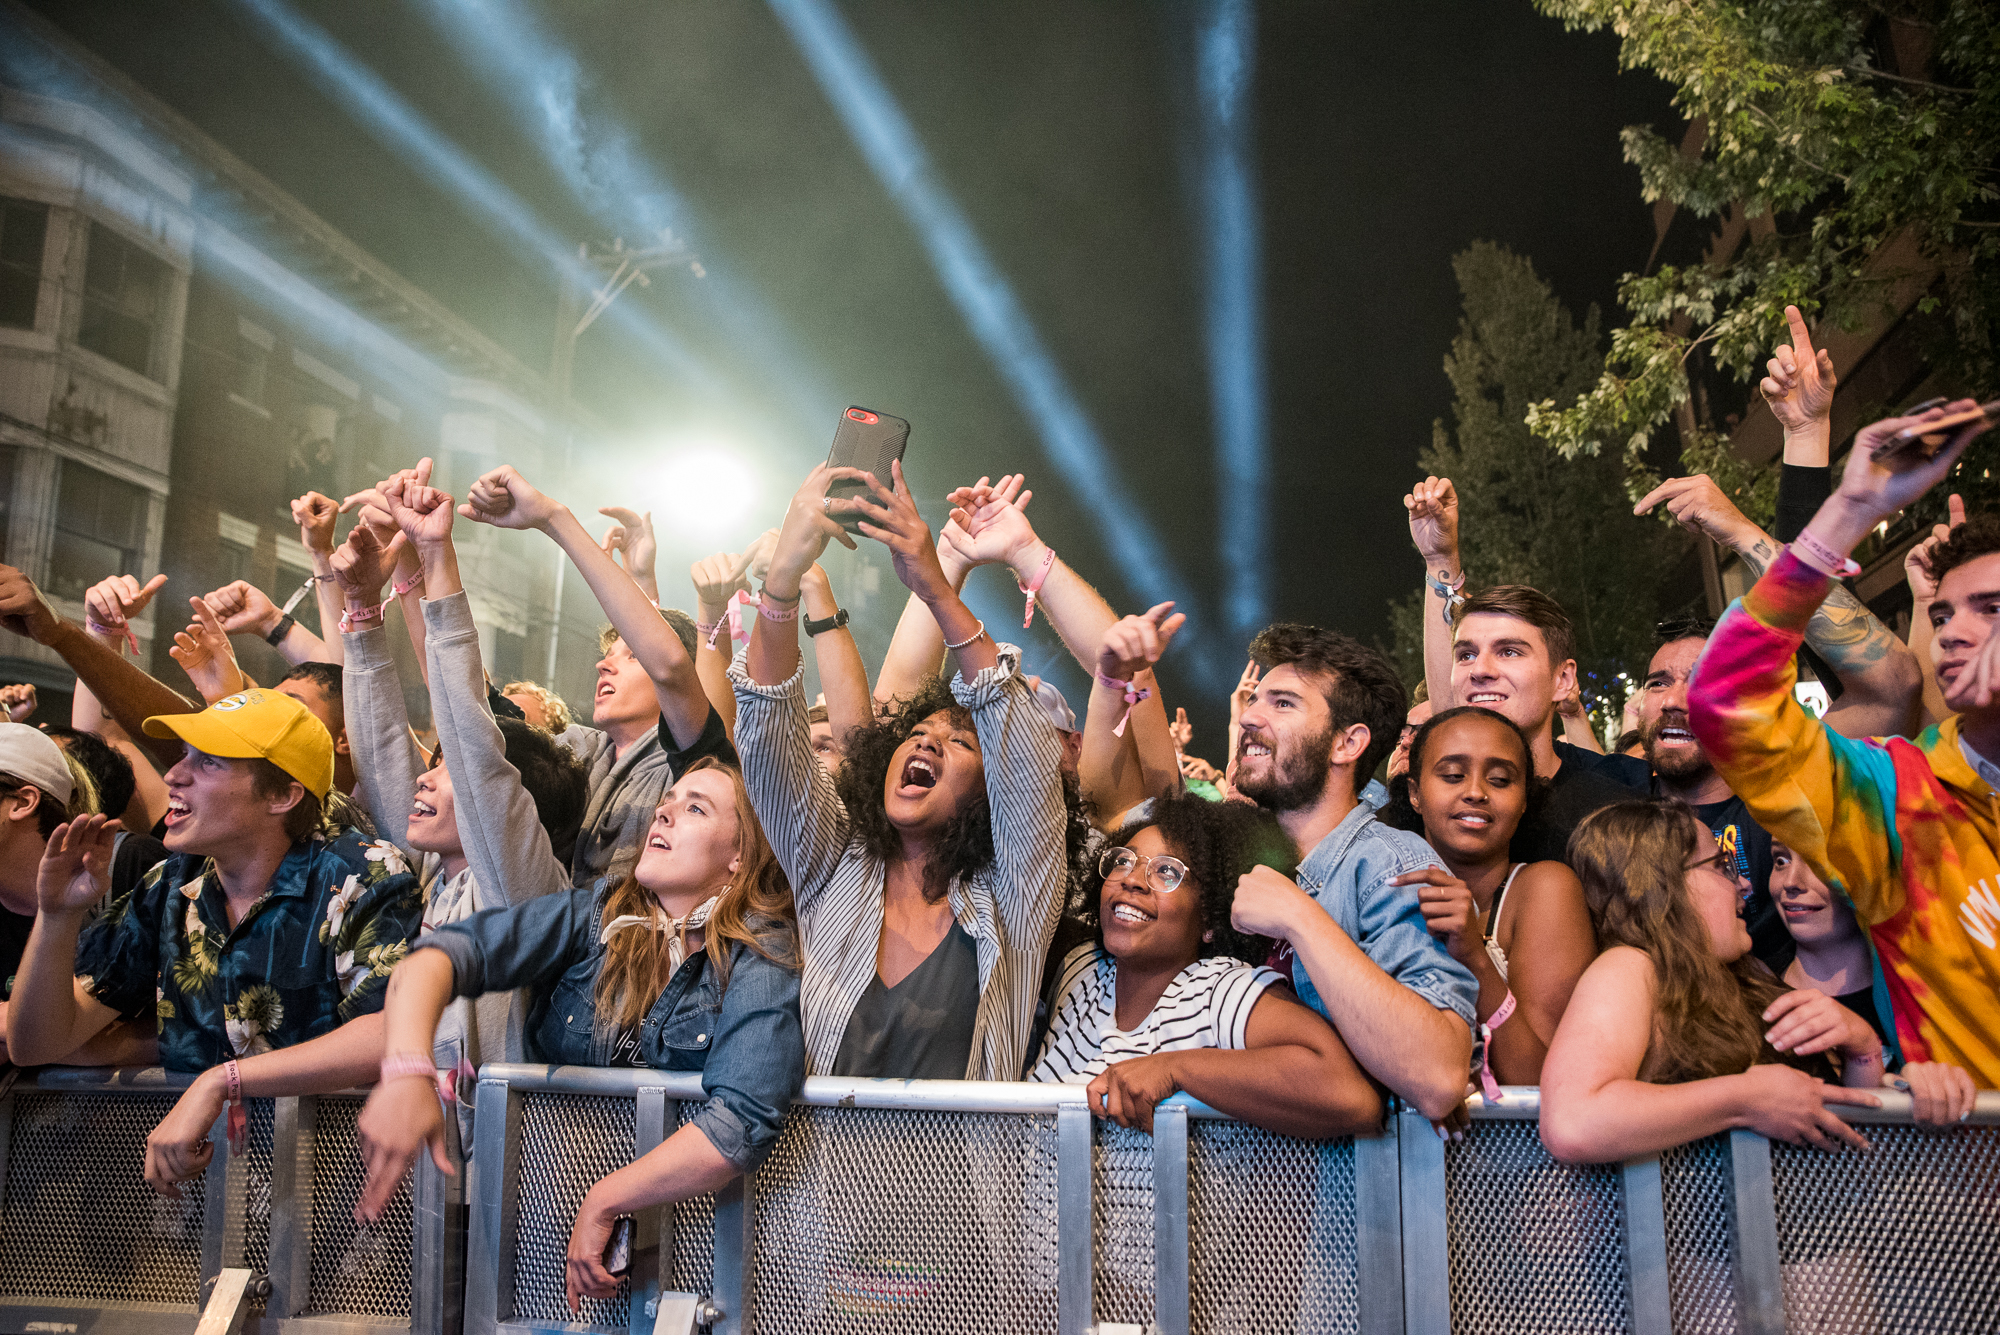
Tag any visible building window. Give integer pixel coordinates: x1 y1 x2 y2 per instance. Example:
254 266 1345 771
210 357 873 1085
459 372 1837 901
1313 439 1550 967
0 199 48 330
48 461 148 602
235 316 273 406
77 222 167 378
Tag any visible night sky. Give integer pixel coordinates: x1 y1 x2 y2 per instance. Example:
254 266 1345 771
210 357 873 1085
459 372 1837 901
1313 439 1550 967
23 0 1676 742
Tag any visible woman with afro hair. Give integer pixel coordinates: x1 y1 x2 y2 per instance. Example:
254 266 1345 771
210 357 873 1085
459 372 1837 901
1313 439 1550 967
1030 792 1382 1138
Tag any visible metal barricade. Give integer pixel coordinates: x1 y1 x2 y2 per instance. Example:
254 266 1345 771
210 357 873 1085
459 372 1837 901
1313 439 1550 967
0 1068 462 1335
463 1066 1397 1335
1405 1086 2000 1335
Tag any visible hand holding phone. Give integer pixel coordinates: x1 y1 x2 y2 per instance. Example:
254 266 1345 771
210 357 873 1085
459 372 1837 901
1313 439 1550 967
1873 398 2000 465
602 1215 634 1277
824 406 911 534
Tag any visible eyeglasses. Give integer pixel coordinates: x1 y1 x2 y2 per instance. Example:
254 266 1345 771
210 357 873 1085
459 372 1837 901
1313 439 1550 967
1100 846 1190 894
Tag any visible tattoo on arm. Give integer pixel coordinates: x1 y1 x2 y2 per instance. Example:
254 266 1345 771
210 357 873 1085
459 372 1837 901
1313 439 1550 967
1807 588 1896 671
1742 539 1776 578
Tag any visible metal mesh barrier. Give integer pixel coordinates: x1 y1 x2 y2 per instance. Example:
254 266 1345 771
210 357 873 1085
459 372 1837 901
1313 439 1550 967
305 1095 415 1318
0 1090 204 1306
1443 1118 1630 1334
1188 1121 1357 1335
1659 1134 1737 1334
746 1105 1060 1334
509 1091 636 1328
1093 1120 1155 1328
670 1098 716 1299
1770 1124 2000 1333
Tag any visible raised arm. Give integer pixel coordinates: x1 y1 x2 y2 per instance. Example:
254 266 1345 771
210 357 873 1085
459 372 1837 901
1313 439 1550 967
690 547 757 738
598 506 660 603
462 466 709 750
0 566 195 771
801 562 874 747
6 815 125 1066
293 490 348 667
1081 606 1188 820
329 525 425 850
1405 476 1462 710
74 575 173 826
1635 473 1923 739
1904 495 1965 728
384 475 569 903
166 596 252 704
853 461 999 684
203 579 333 666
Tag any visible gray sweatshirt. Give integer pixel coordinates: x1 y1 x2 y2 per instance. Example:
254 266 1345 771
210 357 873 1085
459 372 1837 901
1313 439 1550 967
341 592 570 1080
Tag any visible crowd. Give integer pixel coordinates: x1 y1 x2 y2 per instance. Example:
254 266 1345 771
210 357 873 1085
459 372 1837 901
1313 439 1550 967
0 308 1992 1311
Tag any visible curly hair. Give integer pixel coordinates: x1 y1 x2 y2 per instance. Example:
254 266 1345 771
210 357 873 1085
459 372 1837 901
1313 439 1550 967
1069 792 1294 966
1569 800 1826 1085
1376 705 1547 844
836 674 1094 905
1926 511 2000 590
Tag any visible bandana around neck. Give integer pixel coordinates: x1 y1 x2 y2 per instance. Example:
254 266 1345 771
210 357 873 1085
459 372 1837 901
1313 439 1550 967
600 895 722 974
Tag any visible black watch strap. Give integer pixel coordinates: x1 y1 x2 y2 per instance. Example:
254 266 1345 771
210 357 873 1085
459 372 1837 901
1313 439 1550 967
265 613 297 647
803 607 849 638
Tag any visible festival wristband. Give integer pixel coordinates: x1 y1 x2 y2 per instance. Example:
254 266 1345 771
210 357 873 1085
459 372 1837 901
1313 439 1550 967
1094 670 1153 738
1790 526 1861 579
338 601 385 634
87 619 141 656
1018 546 1056 629
1476 990 1518 1104
223 1059 248 1154
757 594 800 624
379 1052 463 1104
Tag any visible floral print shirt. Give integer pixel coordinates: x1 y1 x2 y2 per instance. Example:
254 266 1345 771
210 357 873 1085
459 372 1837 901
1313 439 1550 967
73 828 427 1073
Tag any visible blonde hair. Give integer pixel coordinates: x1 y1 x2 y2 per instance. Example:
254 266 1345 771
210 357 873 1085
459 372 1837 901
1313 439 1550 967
592 759 797 1033
1569 800 1796 1084
501 681 573 735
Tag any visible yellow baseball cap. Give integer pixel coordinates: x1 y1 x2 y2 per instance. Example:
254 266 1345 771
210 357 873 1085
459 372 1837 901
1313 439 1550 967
143 689 334 801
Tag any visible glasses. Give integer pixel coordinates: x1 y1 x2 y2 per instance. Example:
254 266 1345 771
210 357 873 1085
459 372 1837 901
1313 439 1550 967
1100 846 1190 894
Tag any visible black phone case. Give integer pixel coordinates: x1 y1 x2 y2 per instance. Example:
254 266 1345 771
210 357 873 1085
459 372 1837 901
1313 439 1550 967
602 1215 634 1277
825 406 911 533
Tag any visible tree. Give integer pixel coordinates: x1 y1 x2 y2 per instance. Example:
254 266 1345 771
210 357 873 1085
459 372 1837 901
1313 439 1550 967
1525 0 2000 517
1390 243 1688 722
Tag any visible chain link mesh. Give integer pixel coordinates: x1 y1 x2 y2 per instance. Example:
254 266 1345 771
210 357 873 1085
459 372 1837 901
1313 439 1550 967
304 1095 414 1318
1444 1119 1630 1333
1660 1133 1736 1334
746 1105 1060 1334
0 1091 204 1305
1188 1121 1356 1335
509 1092 635 1327
1770 1124 2000 1333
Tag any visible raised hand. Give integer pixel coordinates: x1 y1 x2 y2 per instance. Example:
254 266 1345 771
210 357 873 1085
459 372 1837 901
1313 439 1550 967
1230 660 1261 726
291 491 340 556
169 597 246 703
382 472 457 550
36 814 118 916
1179 753 1221 783
1632 474 1763 551
459 465 562 532
82 573 168 640
1834 401 1993 529
1906 493 1967 604
202 581 282 638
766 464 865 596
1 682 34 723
849 460 951 604
598 507 657 576
329 523 405 604
690 550 755 618
0 566 62 644
743 528 781 584
1169 707 1194 751
941 474 1039 571
1759 305 1837 433
342 460 435 546
1404 476 1460 565
1096 603 1187 682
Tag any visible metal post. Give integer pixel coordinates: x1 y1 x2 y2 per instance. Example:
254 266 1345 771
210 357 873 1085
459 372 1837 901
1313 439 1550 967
1352 1118 1404 1335
709 1168 754 1335
412 1097 466 1335
1151 1102 1190 1335
1620 1155 1671 1335
199 1105 233 1292
466 1077 525 1334
1395 1105 1451 1335
265 1096 314 1320
630 1085 672 1335
1728 1129 1785 1335
1057 1103 1094 1335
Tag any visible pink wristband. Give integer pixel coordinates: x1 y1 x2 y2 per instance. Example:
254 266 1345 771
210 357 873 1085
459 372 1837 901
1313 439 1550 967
1094 670 1152 738
1476 991 1518 1103
1790 527 1861 579
87 619 141 656
339 601 385 633
758 593 799 624
1018 546 1056 629
696 618 727 650
223 1058 248 1154
391 569 424 598
380 1053 459 1105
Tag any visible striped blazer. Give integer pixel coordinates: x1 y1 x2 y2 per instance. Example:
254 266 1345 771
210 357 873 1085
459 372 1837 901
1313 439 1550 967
730 645 1069 1080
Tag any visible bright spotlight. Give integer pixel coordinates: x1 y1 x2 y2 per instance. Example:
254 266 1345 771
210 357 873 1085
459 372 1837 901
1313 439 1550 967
655 448 758 536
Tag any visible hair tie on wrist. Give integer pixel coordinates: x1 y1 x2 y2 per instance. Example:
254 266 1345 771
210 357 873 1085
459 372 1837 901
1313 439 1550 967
1018 546 1056 629
1094 669 1152 737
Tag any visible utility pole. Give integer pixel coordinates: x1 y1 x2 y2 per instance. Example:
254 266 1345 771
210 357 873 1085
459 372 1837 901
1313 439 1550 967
542 231 700 683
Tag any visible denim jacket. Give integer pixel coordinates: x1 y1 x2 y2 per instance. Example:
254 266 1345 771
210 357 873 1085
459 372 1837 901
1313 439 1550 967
423 883 804 1172
1287 802 1479 1033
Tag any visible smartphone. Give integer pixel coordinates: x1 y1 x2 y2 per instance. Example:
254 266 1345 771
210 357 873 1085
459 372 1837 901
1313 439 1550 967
602 1215 634 1278
1874 398 2000 464
824 406 911 534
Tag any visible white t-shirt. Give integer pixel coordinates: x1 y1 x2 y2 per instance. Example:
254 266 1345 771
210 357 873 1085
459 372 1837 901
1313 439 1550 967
1030 944 1283 1084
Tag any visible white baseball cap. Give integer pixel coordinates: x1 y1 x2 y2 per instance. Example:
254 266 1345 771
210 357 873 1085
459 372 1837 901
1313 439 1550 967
0 722 75 807
1028 676 1078 734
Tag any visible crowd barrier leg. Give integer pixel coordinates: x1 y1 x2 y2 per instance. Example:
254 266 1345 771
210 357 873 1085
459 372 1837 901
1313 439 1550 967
1151 1102 1191 1335
1057 1101 1093 1335
1727 1128 1785 1335
1353 1115 1404 1335
1618 1155 1671 1335
465 1077 525 1333
1396 1105 1450 1335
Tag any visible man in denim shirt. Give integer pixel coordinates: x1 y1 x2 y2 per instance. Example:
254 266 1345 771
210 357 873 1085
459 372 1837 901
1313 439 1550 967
1229 625 1477 1121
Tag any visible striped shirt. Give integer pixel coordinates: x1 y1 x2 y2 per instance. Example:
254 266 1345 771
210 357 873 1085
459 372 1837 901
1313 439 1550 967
1030 944 1281 1084
730 644 1069 1080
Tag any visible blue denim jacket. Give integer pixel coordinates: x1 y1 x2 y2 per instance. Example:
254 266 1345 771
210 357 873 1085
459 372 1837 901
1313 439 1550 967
424 883 804 1171
1287 803 1479 1033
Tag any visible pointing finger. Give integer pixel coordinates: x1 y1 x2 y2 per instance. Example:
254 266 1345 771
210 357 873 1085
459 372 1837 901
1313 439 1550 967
1785 304 1814 363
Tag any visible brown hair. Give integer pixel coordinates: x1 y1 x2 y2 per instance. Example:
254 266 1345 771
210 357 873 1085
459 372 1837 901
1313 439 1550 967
1 753 96 841
1453 584 1576 670
1568 800 1804 1084
248 757 323 843
593 758 798 1033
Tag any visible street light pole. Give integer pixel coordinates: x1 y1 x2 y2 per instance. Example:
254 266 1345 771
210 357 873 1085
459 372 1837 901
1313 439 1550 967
542 231 699 684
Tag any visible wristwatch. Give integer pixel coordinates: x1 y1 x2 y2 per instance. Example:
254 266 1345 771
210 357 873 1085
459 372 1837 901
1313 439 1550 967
803 608 850 638
265 613 297 647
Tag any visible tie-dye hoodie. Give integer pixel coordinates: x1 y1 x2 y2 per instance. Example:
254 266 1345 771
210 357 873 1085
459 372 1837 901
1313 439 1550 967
1689 549 2000 1089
